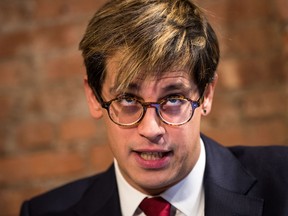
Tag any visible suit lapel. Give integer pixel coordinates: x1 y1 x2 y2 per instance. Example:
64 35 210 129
204 181 263 216
64 135 264 216
202 135 264 216
73 165 121 216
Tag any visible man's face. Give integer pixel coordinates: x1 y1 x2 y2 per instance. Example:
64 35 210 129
85 54 216 195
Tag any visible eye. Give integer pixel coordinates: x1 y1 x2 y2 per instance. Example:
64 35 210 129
114 95 142 115
166 98 181 105
164 96 185 106
117 95 138 106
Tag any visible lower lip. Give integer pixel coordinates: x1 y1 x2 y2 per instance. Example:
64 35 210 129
133 152 172 169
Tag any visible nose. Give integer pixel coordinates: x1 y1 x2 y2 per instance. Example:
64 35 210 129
137 107 165 142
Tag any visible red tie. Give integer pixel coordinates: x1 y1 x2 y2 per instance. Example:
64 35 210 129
139 197 171 216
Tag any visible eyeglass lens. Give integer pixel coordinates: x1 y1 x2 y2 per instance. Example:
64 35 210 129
107 96 196 126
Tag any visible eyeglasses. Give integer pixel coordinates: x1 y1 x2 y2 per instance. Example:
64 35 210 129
93 90 203 127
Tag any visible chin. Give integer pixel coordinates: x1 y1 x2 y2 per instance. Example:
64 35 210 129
135 175 177 194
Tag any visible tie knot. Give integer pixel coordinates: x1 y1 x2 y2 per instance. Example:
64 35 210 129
139 197 171 216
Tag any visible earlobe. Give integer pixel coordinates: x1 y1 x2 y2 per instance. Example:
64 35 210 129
83 78 103 119
201 74 218 116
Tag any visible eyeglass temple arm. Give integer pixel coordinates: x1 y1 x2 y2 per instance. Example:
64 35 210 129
90 86 107 108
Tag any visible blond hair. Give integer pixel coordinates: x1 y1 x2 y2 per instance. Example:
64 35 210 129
79 0 219 96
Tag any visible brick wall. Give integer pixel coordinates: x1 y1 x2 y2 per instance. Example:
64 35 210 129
0 0 287 215
198 0 288 146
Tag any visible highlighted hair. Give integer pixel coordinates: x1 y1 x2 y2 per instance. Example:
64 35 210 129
79 0 219 96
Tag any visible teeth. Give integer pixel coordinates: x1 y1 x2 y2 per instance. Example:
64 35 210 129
140 152 164 160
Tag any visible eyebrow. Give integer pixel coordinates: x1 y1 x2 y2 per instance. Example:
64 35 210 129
161 82 192 93
125 83 140 92
126 82 192 94
109 82 140 95
109 80 195 96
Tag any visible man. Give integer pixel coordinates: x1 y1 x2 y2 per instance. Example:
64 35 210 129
20 0 288 215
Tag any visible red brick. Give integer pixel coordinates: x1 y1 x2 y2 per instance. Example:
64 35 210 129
244 119 287 146
224 0 274 23
31 23 86 54
283 30 288 56
0 187 43 216
0 23 86 58
41 50 83 81
195 0 226 15
225 23 281 56
285 62 288 82
0 151 85 184
206 92 242 126
241 88 287 119
60 118 97 141
0 30 32 58
197 0 275 25
33 0 75 20
217 56 285 89
90 144 113 172
0 57 31 87
237 57 284 87
73 0 108 14
276 0 288 20
202 118 288 147
32 0 107 20
0 127 6 154
217 58 242 90
16 121 54 149
0 95 15 122
25 83 87 118
0 1 32 27
201 122 247 147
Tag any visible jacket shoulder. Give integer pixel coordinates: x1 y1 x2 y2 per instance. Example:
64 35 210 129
229 145 288 171
20 167 114 216
202 134 288 214
228 146 288 193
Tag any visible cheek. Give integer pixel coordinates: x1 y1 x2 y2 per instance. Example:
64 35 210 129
170 110 201 157
193 107 202 122
103 117 121 152
172 128 201 173
177 110 201 141
104 118 132 156
174 133 198 158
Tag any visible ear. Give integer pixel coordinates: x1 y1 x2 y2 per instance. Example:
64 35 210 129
83 77 103 119
201 73 218 116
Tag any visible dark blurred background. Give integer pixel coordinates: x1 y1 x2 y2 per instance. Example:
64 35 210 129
0 0 287 215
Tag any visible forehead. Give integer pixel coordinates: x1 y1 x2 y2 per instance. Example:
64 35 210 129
105 53 195 94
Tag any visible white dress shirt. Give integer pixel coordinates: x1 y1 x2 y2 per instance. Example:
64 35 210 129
115 139 206 216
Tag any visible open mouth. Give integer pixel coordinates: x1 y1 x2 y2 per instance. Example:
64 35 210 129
133 150 172 169
136 151 171 161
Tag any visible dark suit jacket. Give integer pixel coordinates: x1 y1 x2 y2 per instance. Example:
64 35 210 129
20 135 288 216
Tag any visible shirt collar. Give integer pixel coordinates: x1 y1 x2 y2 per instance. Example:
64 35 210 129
114 159 147 216
115 138 206 216
161 138 206 215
